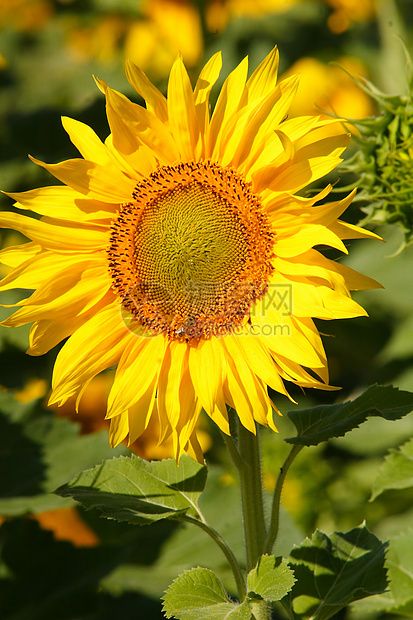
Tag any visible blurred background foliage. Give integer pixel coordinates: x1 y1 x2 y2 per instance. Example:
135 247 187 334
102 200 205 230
1 0 413 618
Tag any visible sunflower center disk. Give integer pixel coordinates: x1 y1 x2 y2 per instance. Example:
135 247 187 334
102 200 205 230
108 161 274 341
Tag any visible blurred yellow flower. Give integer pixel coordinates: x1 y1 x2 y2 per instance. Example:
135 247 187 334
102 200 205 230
325 0 376 33
33 508 99 547
65 15 126 65
64 0 203 77
0 53 8 69
0 0 53 32
282 56 375 120
207 0 299 31
125 0 203 79
15 378 48 403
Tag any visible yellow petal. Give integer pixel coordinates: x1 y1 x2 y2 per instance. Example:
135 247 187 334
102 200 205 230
193 51 222 157
208 56 248 157
188 337 227 418
49 301 131 404
275 114 321 144
334 261 383 290
27 291 112 356
127 377 158 445
109 413 129 447
251 130 295 193
0 251 101 292
3 268 111 328
301 190 356 227
107 335 166 419
252 305 325 368
29 156 136 203
185 429 205 464
234 330 292 399
275 224 348 257
275 353 336 391
0 242 41 268
230 75 299 170
104 131 156 179
319 286 369 318
294 131 350 161
157 341 188 441
172 369 201 462
6 186 116 222
244 46 279 103
167 54 199 160
263 183 331 214
125 59 168 123
28 316 81 356
0 212 108 252
98 80 179 165
329 220 383 241
274 250 381 292
223 335 272 432
266 155 344 193
61 116 112 166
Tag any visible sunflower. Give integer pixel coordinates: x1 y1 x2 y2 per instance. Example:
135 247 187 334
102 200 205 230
0 47 380 462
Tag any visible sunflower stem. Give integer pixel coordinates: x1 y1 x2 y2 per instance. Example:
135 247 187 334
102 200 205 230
264 444 303 555
227 414 267 574
181 514 247 601
377 0 408 95
251 600 271 620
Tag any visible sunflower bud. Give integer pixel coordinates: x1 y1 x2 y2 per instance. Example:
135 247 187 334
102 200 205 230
340 72 413 250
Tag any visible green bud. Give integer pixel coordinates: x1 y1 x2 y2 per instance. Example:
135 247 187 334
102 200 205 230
339 66 413 252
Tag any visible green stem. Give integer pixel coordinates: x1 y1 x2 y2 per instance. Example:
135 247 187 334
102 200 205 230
377 0 408 94
182 513 247 601
225 416 267 573
264 444 303 555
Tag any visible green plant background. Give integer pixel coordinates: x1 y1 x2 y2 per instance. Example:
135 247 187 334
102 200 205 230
1 1 413 618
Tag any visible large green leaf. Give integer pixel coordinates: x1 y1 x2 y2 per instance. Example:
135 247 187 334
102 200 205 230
247 555 295 602
285 385 413 447
282 524 388 620
371 437 413 500
56 454 207 524
162 568 252 620
0 392 127 515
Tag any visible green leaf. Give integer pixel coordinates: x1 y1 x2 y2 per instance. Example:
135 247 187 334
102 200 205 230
0 392 127 515
286 385 413 446
162 567 252 620
247 555 295 602
282 524 388 620
351 529 413 618
371 437 413 500
56 454 207 524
